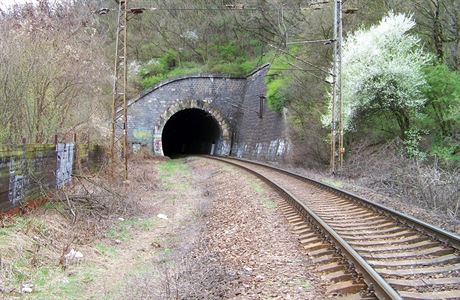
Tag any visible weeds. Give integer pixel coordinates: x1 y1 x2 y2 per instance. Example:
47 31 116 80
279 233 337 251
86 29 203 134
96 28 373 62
321 178 344 189
344 139 460 219
95 243 117 257
105 217 158 241
243 175 278 210
158 159 191 191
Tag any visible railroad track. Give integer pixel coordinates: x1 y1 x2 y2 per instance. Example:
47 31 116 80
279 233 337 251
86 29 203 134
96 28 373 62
206 156 460 300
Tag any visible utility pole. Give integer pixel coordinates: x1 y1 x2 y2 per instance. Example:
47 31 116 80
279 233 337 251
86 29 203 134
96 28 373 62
337 0 344 169
110 0 129 180
331 0 344 173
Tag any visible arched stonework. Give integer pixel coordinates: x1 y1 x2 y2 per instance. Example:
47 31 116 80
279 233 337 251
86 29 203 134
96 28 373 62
126 64 288 161
152 99 232 156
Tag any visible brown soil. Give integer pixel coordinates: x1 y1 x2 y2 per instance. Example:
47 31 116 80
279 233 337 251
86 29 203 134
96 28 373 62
0 157 330 299
116 157 328 299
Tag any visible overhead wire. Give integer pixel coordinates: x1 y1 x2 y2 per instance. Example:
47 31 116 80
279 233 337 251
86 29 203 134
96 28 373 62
102 0 333 81
268 43 333 76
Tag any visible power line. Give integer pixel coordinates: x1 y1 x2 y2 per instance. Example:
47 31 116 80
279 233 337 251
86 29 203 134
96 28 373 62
101 0 334 179
287 38 335 45
97 5 329 14
268 43 333 76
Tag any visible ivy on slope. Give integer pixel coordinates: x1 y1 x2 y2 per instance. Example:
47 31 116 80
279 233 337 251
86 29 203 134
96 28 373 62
264 49 298 112
137 45 303 115
137 42 266 89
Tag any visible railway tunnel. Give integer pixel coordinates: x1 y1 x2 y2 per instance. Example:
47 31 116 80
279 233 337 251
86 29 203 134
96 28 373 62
161 108 221 156
125 64 289 161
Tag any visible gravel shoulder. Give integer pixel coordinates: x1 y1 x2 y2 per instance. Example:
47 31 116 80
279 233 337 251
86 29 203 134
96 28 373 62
117 157 328 299
0 157 331 299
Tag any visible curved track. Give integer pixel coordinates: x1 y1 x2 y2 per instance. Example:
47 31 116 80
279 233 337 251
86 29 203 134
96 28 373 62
206 156 460 300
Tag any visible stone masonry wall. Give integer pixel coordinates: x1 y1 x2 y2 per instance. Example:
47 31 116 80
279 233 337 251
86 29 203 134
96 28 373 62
231 66 289 161
0 144 103 212
126 74 247 155
126 64 289 160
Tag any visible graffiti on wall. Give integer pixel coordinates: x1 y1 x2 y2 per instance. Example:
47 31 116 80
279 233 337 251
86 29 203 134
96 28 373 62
56 143 74 188
0 143 105 212
133 129 153 143
153 135 163 155
232 139 289 161
8 157 28 206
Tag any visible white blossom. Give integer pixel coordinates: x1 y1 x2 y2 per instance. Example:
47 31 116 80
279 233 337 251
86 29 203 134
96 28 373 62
323 12 431 130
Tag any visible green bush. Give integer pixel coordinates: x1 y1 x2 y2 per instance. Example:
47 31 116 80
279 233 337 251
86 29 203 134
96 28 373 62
139 63 165 78
139 49 180 78
209 41 240 62
421 64 460 137
139 54 264 89
159 49 179 70
141 74 167 88
264 54 294 112
208 60 257 76
418 64 460 165
266 77 289 112
431 141 460 164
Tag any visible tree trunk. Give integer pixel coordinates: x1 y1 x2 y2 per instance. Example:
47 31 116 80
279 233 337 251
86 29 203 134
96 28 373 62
433 0 445 61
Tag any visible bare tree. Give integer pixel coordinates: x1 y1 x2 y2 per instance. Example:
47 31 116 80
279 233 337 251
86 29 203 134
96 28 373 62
0 0 111 144
412 0 460 69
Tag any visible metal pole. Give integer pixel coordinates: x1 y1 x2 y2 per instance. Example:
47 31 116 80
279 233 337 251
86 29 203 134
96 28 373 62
337 0 344 169
122 0 129 180
110 0 123 178
110 0 129 181
331 0 338 174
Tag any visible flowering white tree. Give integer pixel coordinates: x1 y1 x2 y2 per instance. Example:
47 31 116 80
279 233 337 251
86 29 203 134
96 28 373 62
324 13 431 137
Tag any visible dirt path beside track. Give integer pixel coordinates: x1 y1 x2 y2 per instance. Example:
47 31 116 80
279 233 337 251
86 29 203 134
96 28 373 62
1 157 330 299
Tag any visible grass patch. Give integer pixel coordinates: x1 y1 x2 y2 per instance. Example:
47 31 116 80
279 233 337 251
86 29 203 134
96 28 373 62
321 178 344 189
0 216 49 248
95 243 117 257
221 164 235 172
159 159 189 175
10 256 30 284
134 218 158 231
243 175 277 210
141 65 204 88
158 159 191 191
260 198 277 210
0 215 28 237
138 52 266 89
105 217 158 241
247 178 265 194
105 226 129 241
1 254 100 299
31 265 99 299
300 280 312 290
163 247 173 256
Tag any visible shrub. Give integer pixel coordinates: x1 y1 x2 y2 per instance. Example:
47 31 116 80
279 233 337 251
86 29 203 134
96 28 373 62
323 12 431 138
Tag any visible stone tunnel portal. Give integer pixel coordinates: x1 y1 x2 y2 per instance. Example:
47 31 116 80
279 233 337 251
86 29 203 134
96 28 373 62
161 108 221 157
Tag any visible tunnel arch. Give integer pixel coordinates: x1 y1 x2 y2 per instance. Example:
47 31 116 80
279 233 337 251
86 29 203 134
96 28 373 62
152 100 231 156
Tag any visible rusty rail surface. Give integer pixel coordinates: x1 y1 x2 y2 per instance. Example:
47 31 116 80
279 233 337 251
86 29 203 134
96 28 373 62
205 155 460 300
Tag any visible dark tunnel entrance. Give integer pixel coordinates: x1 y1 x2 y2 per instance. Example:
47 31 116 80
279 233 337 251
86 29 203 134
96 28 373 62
161 108 221 157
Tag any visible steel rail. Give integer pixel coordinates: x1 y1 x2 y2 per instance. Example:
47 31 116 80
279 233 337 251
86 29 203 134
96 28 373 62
206 155 402 300
217 156 460 250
